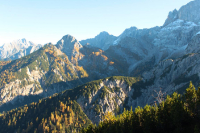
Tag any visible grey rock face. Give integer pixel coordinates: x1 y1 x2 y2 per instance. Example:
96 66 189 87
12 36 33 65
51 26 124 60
163 9 178 26
127 53 200 110
108 26 160 74
186 33 200 53
113 26 160 46
178 0 200 24
153 19 200 62
77 79 131 124
56 34 83 62
164 0 200 26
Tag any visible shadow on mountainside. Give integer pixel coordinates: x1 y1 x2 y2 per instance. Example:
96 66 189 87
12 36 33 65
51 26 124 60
0 74 113 113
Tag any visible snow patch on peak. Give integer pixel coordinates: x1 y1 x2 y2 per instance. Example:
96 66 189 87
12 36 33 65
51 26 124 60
61 39 64 44
196 31 200 35
113 40 118 45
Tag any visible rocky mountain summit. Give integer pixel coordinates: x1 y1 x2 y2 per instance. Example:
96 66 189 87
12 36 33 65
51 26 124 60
56 35 83 62
80 31 117 50
0 38 42 60
164 0 200 26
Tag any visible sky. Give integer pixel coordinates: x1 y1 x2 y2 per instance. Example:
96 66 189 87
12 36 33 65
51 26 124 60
0 0 194 45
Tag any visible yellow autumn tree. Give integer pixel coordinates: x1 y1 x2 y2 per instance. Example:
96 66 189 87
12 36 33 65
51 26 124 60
102 111 116 122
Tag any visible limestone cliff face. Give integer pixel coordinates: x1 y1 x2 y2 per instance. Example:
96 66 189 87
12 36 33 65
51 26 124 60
178 0 200 24
117 53 200 112
152 19 200 64
164 0 200 26
163 9 179 27
0 65 69 106
77 79 132 124
154 20 200 49
0 79 42 104
186 33 200 53
135 53 200 107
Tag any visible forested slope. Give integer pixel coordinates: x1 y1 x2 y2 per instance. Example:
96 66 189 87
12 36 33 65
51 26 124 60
82 82 200 133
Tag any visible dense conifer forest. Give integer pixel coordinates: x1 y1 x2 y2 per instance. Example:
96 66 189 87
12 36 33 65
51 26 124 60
0 92 91 133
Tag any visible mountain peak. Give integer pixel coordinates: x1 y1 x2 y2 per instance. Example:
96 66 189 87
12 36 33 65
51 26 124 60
163 0 200 26
178 0 200 24
56 35 83 60
163 9 178 26
80 31 117 50
0 38 41 60
61 34 77 42
2 38 35 48
98 31 110 36
58 34 80 46
21 38 26 42
94 31 116 40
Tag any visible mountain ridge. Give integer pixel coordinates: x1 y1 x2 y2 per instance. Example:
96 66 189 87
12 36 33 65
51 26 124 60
0 38 42 61
0 1 200 132
80 31 117 50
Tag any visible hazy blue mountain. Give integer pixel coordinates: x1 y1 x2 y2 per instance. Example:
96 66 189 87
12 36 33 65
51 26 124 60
80 31 117 50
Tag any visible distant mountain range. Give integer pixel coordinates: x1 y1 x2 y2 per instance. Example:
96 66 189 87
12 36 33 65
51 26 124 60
0 0 200 132
0 38 42 60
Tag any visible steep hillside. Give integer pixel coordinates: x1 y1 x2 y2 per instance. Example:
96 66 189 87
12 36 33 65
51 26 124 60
1 76 199 133
0 43 88 111
130 52 200 109
0 92 92 133
0 37 130 112
0 76 143 132
82 82 200 133
79 45 129 79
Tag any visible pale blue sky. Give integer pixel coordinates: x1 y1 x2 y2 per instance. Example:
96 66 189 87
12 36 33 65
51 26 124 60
0 0 193 45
